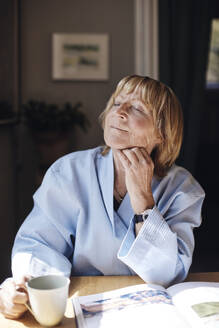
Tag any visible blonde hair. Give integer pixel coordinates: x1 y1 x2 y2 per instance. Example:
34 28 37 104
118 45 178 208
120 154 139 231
99 75 183 177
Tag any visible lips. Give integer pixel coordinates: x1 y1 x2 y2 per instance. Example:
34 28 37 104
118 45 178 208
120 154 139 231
110 125 128 132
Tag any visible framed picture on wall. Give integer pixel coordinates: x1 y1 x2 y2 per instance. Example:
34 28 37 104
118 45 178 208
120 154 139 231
52 33 109 81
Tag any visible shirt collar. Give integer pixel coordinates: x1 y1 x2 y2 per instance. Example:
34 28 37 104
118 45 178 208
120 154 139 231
98 148 135 232
97 148 115 230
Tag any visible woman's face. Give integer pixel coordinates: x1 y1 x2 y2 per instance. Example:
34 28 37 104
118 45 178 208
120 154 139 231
104 89 161 154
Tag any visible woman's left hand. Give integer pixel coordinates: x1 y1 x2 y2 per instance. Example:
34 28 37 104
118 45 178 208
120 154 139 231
117 147 155 214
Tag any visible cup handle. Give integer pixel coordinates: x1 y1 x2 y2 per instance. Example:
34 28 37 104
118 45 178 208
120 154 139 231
25 301 35 317
15 284 35 317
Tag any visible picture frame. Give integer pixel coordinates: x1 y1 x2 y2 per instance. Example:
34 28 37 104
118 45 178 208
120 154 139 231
52 33 109 81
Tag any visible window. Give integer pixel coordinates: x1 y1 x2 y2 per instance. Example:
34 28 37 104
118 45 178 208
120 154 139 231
206 19 219 88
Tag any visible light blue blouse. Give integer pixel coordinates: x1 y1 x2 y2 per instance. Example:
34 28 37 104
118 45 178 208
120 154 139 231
12 147 205 287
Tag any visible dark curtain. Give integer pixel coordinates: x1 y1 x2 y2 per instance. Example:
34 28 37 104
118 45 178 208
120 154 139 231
159 0 211 175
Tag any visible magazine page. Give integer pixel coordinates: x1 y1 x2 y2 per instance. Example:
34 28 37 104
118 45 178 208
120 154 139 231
168 281 219 328
72 283 192 328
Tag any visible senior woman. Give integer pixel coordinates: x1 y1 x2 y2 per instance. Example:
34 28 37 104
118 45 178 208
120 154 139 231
0 75 204 319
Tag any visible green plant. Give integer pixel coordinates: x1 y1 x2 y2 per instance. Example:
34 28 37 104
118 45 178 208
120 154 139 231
22 100 89 133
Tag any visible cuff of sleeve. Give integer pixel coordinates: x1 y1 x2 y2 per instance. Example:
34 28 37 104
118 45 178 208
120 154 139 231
136 206 171 247
117 206 177 282
0 277 13 289
119 206 172 257
12 253 32 282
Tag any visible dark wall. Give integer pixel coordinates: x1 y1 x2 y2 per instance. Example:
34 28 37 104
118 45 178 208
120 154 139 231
18 0 135 222
0 0 135 281
21 0 134 150
0 1 15 101
0 0 18 281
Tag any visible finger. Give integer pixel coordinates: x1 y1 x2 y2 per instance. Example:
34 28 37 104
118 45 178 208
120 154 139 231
4 305 27 319
14 275 31 301
1 295 28 319
117 150 131 169
5 301 27 315
131 147 148 162
139 147 151 159
11 303 27 314
122 148 140 167
3 312 21 319
12 290 28 304
4 281 28 304
138 148 154 167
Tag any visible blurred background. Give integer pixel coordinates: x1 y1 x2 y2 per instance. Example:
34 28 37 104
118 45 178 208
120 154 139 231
0 0 219 281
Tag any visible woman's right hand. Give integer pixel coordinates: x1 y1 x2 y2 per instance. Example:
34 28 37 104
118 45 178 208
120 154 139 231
0 276 30 319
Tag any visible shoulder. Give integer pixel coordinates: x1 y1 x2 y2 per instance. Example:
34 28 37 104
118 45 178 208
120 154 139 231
38 146 104 187
152 165 205 216
155 164 205 198
50 146 104 174
164 164 205 197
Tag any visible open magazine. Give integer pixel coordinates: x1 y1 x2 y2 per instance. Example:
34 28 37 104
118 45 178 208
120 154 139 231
72 281 219 328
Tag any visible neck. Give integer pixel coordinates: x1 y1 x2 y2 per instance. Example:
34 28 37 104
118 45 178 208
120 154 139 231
113 150 126 200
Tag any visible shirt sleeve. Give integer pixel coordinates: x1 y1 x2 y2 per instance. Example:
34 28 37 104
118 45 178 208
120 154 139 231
11 166 77 280
117 176 205 287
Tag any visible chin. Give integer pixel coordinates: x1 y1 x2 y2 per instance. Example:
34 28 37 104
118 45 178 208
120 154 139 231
106 143 128 150
104 136 127 149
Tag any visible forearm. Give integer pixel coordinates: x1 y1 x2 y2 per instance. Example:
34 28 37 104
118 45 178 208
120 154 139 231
12 247 72 280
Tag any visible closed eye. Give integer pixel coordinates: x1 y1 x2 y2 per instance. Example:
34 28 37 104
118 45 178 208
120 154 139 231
131 105 143 113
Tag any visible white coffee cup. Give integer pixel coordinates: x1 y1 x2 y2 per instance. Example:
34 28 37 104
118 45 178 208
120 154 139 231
26 274 70 327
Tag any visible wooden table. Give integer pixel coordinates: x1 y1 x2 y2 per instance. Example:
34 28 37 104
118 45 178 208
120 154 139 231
1 273 219 328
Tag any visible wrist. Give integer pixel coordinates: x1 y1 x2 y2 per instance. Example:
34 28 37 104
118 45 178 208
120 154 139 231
134 208 152 223
134 201 154 215
130 189 154 214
